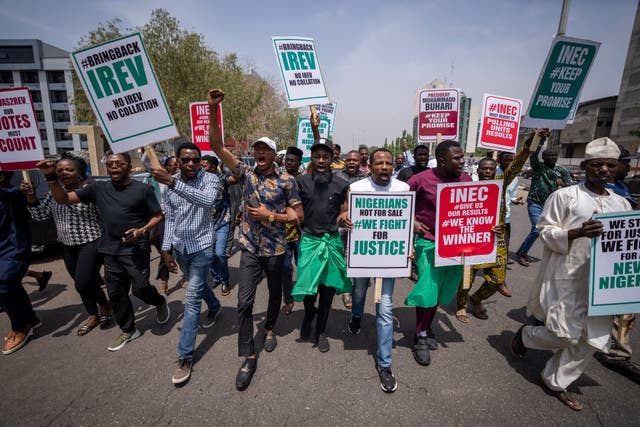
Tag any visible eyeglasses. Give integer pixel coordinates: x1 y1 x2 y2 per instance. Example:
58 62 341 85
180 157 201 164
106 161 128 168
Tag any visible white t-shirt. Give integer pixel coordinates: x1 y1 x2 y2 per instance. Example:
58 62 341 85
349 176 410 192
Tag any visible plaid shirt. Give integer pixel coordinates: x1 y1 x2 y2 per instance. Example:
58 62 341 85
236 161 301 256
162 167 219 254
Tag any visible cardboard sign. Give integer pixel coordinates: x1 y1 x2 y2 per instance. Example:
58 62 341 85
71 33 179 153
417 88 459 143
478 94 522 153
589 211 640 316
347 191 415 277
435 180 502 266
272 36 329 108
189 102 223 156
523 36 600 129
295 117 329 163
0 87 44 171
312 102 337 135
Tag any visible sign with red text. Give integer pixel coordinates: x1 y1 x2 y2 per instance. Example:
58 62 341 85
478 94 522 153
417 88 459 143
189 102 223 156
273 36 329 108
0 87 44 171
71 33 179 153
435 180 502 266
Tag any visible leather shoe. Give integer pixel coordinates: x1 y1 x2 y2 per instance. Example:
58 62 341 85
594 353 640 384
263 331 277 352
235 358 257 390
498 284 512 297
221 283 230 296
511 325 528 358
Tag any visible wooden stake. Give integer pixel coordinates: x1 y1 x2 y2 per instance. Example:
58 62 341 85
529 132 542 152
436 133 442 144
374 278 382 304
144 144 162 169
22 170 31 185
310 105 318 116
618 314 634 345
461 253 472 290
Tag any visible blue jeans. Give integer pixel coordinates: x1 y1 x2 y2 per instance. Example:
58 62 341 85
210 223 230 285
175 246 220 360
516 201 543 256
282 240 299 305
351 277 396 367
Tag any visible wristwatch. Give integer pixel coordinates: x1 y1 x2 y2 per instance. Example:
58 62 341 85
268 213 275 224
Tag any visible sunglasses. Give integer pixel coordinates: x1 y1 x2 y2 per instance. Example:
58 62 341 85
106 161 128 168
180 157 201 164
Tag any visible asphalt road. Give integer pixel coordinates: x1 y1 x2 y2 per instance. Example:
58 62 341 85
1 187 638 426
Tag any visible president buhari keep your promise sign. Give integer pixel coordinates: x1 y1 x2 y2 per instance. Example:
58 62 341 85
71 33 178 153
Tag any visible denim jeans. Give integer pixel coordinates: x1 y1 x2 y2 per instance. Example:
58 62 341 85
282 240 299 305
351 277 396 367
516 201 544 256
211 222 230 285
175 246 220 360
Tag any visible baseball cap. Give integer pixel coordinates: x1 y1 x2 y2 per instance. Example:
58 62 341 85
311 138 334 152
252 137 276 152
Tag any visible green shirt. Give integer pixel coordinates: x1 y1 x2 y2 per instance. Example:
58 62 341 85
527 146 573 205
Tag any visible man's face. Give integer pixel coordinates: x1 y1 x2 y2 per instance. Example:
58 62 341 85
415 147 429 168
333 145 341 160
394 154 405 170
359 149 369 165
345 152 359 174
178 148 202 179
439 147 465 178
252 142 276 172
477 160 497 180
583 158 618 188
285 154 301 175
616 159 631 182
498 153 514 171
542 150 558 168
105 154 131 183
311 146 333 174
371 151 394 186
202 160 217 174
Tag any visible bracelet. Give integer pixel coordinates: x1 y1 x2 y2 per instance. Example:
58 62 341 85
168 177 177 189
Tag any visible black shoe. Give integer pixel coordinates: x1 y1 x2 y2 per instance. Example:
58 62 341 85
37 271 52 291
413 336 431 366
511 325 528 358
425 328 438 350
300 308 317 340
348 316 361 335
221 283 230 296
594 353 640 384
378 366 398 393
212 281 221 289
317 333 330 353
263 331 277 352
236 358 257 391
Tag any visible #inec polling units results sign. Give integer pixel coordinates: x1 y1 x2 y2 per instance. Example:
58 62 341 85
523 36 600 129
347 192 415 278
589 211 640 316
417 88 459 143
435 181 502 267
478 94 522 153
272 36 329 108
0 87 44 171
71 33 178 153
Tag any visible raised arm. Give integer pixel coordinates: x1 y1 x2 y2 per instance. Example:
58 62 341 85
505 128 550 185
208 89 240 175
37 160 81 205
310 108 321 140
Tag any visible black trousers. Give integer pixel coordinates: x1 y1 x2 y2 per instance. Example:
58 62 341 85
103 250 165 333
303 284 336 341
62 240 108 316
237 251 285 357
149 220 169 281
0 264 37 331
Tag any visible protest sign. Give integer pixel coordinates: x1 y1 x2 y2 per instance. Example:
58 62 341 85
71 33 179 153
589 211 640 316
272 36 329 108
417 88 459 143
435 180 502 266
312 102 337 135
523 36 600 129
477 94 522 153
347 191 415 278
189 102 223 156
0 87 44 171
295 117 329 163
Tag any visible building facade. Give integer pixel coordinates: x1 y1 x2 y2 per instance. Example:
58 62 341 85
558 96 617 158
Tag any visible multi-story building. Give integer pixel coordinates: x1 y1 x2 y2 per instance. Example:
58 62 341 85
559 96 617 158
0 39 81 155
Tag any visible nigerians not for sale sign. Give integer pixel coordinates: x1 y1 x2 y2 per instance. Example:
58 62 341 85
71 33 179 153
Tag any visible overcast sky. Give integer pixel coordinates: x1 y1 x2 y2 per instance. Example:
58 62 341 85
1 0 637 151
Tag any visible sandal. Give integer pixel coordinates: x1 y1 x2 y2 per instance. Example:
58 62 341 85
455 309 470 323
342 293 352 309
471 302 488 320
77 322 99 336
539 377 584 411
515 252 530 267
99 315 112 329
281 303 294 315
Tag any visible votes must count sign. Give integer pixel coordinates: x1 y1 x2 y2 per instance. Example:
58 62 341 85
0 87 44 171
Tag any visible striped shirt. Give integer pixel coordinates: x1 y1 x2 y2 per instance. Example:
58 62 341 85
162 167 219 254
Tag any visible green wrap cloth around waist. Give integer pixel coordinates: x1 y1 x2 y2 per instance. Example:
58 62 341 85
291 232 352 301
405 237 463 308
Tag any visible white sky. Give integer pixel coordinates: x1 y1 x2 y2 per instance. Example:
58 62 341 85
1 0 637 151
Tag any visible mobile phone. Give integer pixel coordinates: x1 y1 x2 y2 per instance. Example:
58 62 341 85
247 194 261 208
123 232 135 242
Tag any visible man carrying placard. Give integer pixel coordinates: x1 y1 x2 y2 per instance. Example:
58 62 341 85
511 137 631 411
406 140 472 366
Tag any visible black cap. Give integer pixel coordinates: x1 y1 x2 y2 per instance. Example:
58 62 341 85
618 144 640 160
311 138 334 152
286 146 303 159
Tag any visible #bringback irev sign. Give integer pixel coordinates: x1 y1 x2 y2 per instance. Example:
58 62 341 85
295 117 329 163
347 191 415 278
189 102 223 156
418 88 459 143
71 33 179 153
272 36 329 108
435 181 502 266
589 211 640 316
0 87 44 171
478 94 522 153
523 36 600 129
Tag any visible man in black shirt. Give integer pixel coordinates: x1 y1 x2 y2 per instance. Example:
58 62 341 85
397 145 429 182
291 114 351 353
38 153 169 352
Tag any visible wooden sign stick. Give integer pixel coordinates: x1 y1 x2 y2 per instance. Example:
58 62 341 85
22 170 32 186
144 144 162 169
529 131 542 152
462 253 472 290
374 277 382 304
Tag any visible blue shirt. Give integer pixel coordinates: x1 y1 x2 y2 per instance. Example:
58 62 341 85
607 180 637 209
0 187 31 281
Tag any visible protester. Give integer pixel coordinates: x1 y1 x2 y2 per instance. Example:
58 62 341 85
515 140 572 266
406 140 472 366
497 151 524 261
397 145 429 183
511 137 631 411
22 154 112 336
207 88 302 391
0 171 40 355
282 146 303 315
400 139 415 167
38 152 170 352
348 148 409 392
392 153 405 178
358 146 371 175
331 143 345 170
